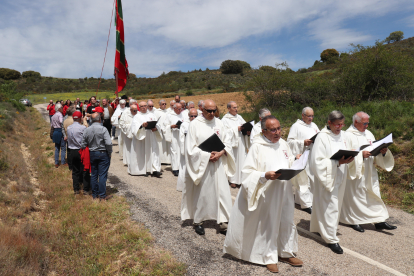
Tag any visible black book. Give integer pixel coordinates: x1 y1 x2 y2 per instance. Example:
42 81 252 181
309 133 319 142
145 120 158 129
275 169 305 180
330 150 359 160
369 133 393 156
176 120 183 129
198 133 225 153
241 120 254 136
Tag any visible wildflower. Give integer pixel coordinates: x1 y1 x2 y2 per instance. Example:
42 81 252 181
16 111 19 114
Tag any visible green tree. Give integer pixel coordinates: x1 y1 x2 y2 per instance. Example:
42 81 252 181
220 60 244 74
22 70 41 79
320 49 339 63
0 68 21 80
384 31 404 44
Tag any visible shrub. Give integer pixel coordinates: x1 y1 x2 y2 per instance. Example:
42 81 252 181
385 31 404 44
259 65 276 72
22 70 41 79
297 68 308 73
340 52 349 59
0 68 21 80
220 60 244 74
185 90 193 96
237 60 251 70
320 49 339 63
128 73 137 79
10 100 26 112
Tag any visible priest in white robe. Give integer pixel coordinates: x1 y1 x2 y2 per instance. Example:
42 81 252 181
221 101 249 188
340 111 397 232
177 108 198 192
119 99 137 166
164 103 184 176
110 100 126 157
181 101 195 121
129 101 162 177
287 107 320 214
166 100 175 114
309 110 360 254
197 100 204 115
182 99 236 236
224 115 306 274
147 100 155 113
154 99 171 164
250 108 271 145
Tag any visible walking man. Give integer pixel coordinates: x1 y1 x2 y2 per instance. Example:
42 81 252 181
81 113 113 200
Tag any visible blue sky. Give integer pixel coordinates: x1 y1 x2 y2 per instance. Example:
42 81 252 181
1 0 413 78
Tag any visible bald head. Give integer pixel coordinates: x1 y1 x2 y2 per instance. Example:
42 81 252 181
202 99 216 121
139 101 148 113
189 108 198 121
91 112 101 123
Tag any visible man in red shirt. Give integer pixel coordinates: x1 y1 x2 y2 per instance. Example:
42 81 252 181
47 100 56 122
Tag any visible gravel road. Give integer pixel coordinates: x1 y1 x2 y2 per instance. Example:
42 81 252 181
35 104 413 276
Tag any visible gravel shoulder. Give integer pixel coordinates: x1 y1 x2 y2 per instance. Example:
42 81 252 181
35 103 413 276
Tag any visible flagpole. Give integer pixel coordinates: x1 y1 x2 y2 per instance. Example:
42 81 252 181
115 69 119 97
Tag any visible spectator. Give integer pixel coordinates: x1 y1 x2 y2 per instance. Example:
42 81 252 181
63 106 76 171
81 113 113 200
101 99 114 135
67 111 91 195
51 103 67 168
47 100 56 122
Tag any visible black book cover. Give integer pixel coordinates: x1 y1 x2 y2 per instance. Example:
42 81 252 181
370 142 393 156
145 120 158 129
275 169 305 180
198 133 225 153
309 133 318 142
330 150 359 160
176 120 183 129
241 120 254 136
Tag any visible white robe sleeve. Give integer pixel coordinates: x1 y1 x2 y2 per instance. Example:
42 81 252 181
185 124 212 185
164 116 173 143
287 124 305 156
374 149 394 172
131 115 147 141
222 119 239 147
179 126 186 156
310 134 338 192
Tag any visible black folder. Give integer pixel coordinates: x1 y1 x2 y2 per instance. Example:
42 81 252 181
275 169 305 180
241 120 254 136
309 133 318 142
145 120 158 129
176 120 183 129
330 150 359 160
370 142 393 156
198 133 225 153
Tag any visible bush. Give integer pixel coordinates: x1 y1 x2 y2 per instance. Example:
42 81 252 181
0 68 21 80
259 65 276 72
185 90 193 96
385 31 404 44
220 60 244 74
22 70 41 79
320 49 339 63
128 73 137 79
297 68 308 73
237 60 251 70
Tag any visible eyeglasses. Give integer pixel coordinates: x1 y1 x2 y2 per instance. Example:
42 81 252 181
131 109 138 112
204 108 217 113
332 124 346 127
148 105 154 108
161 103 166 105
263 128 281 133
362 122 369 126
190 115 198 118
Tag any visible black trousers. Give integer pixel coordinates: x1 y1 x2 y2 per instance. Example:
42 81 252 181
103 119 112 136
67 147 73 170
69 149 91 192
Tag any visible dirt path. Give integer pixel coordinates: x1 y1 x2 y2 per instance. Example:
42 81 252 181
35 103 413 276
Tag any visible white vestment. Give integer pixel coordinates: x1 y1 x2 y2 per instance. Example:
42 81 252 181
309 127 359 244
181 109 190 122
181 116 236 224
340 126 394 225
224 135 307 265
164 112 184 171
117 109 130 158
119 109 134 166
287 119 320 208
129 111 162 175
221 113 249 185
176 121 190 192
250 122 262 145
154 109 171 164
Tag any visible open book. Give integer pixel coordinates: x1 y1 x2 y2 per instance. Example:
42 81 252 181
198 133 225 153
275 150 309 180
145 119 159 129
330 150 359 160
241 120 255 136
309 133 319 142
358 133 393 157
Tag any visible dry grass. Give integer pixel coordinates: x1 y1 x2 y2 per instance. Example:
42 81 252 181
0 104 186 275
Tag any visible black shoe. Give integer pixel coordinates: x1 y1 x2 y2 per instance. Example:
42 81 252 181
302 207 312 214
350 224 365 232
328 243 343 254
194 225 205 235
375 222 397 230
152 171 162 178
173 170 179 176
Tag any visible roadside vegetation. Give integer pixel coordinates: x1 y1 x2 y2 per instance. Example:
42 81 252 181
0 103 185 275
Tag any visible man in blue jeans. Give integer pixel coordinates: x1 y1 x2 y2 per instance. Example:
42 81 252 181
81 113 113 201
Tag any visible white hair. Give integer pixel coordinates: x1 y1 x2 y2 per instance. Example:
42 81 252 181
198 100 204 106
173 103 182 108
147 99 154 104
352 111 370 124
159 99 166 104
170 100 175 104
259 108 271 118
119 99 126 104
55 103 62 112
129 99 137 105
302 107 313 115
227 101 236 109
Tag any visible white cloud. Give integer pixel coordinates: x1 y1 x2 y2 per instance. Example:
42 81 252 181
0 0 413 78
